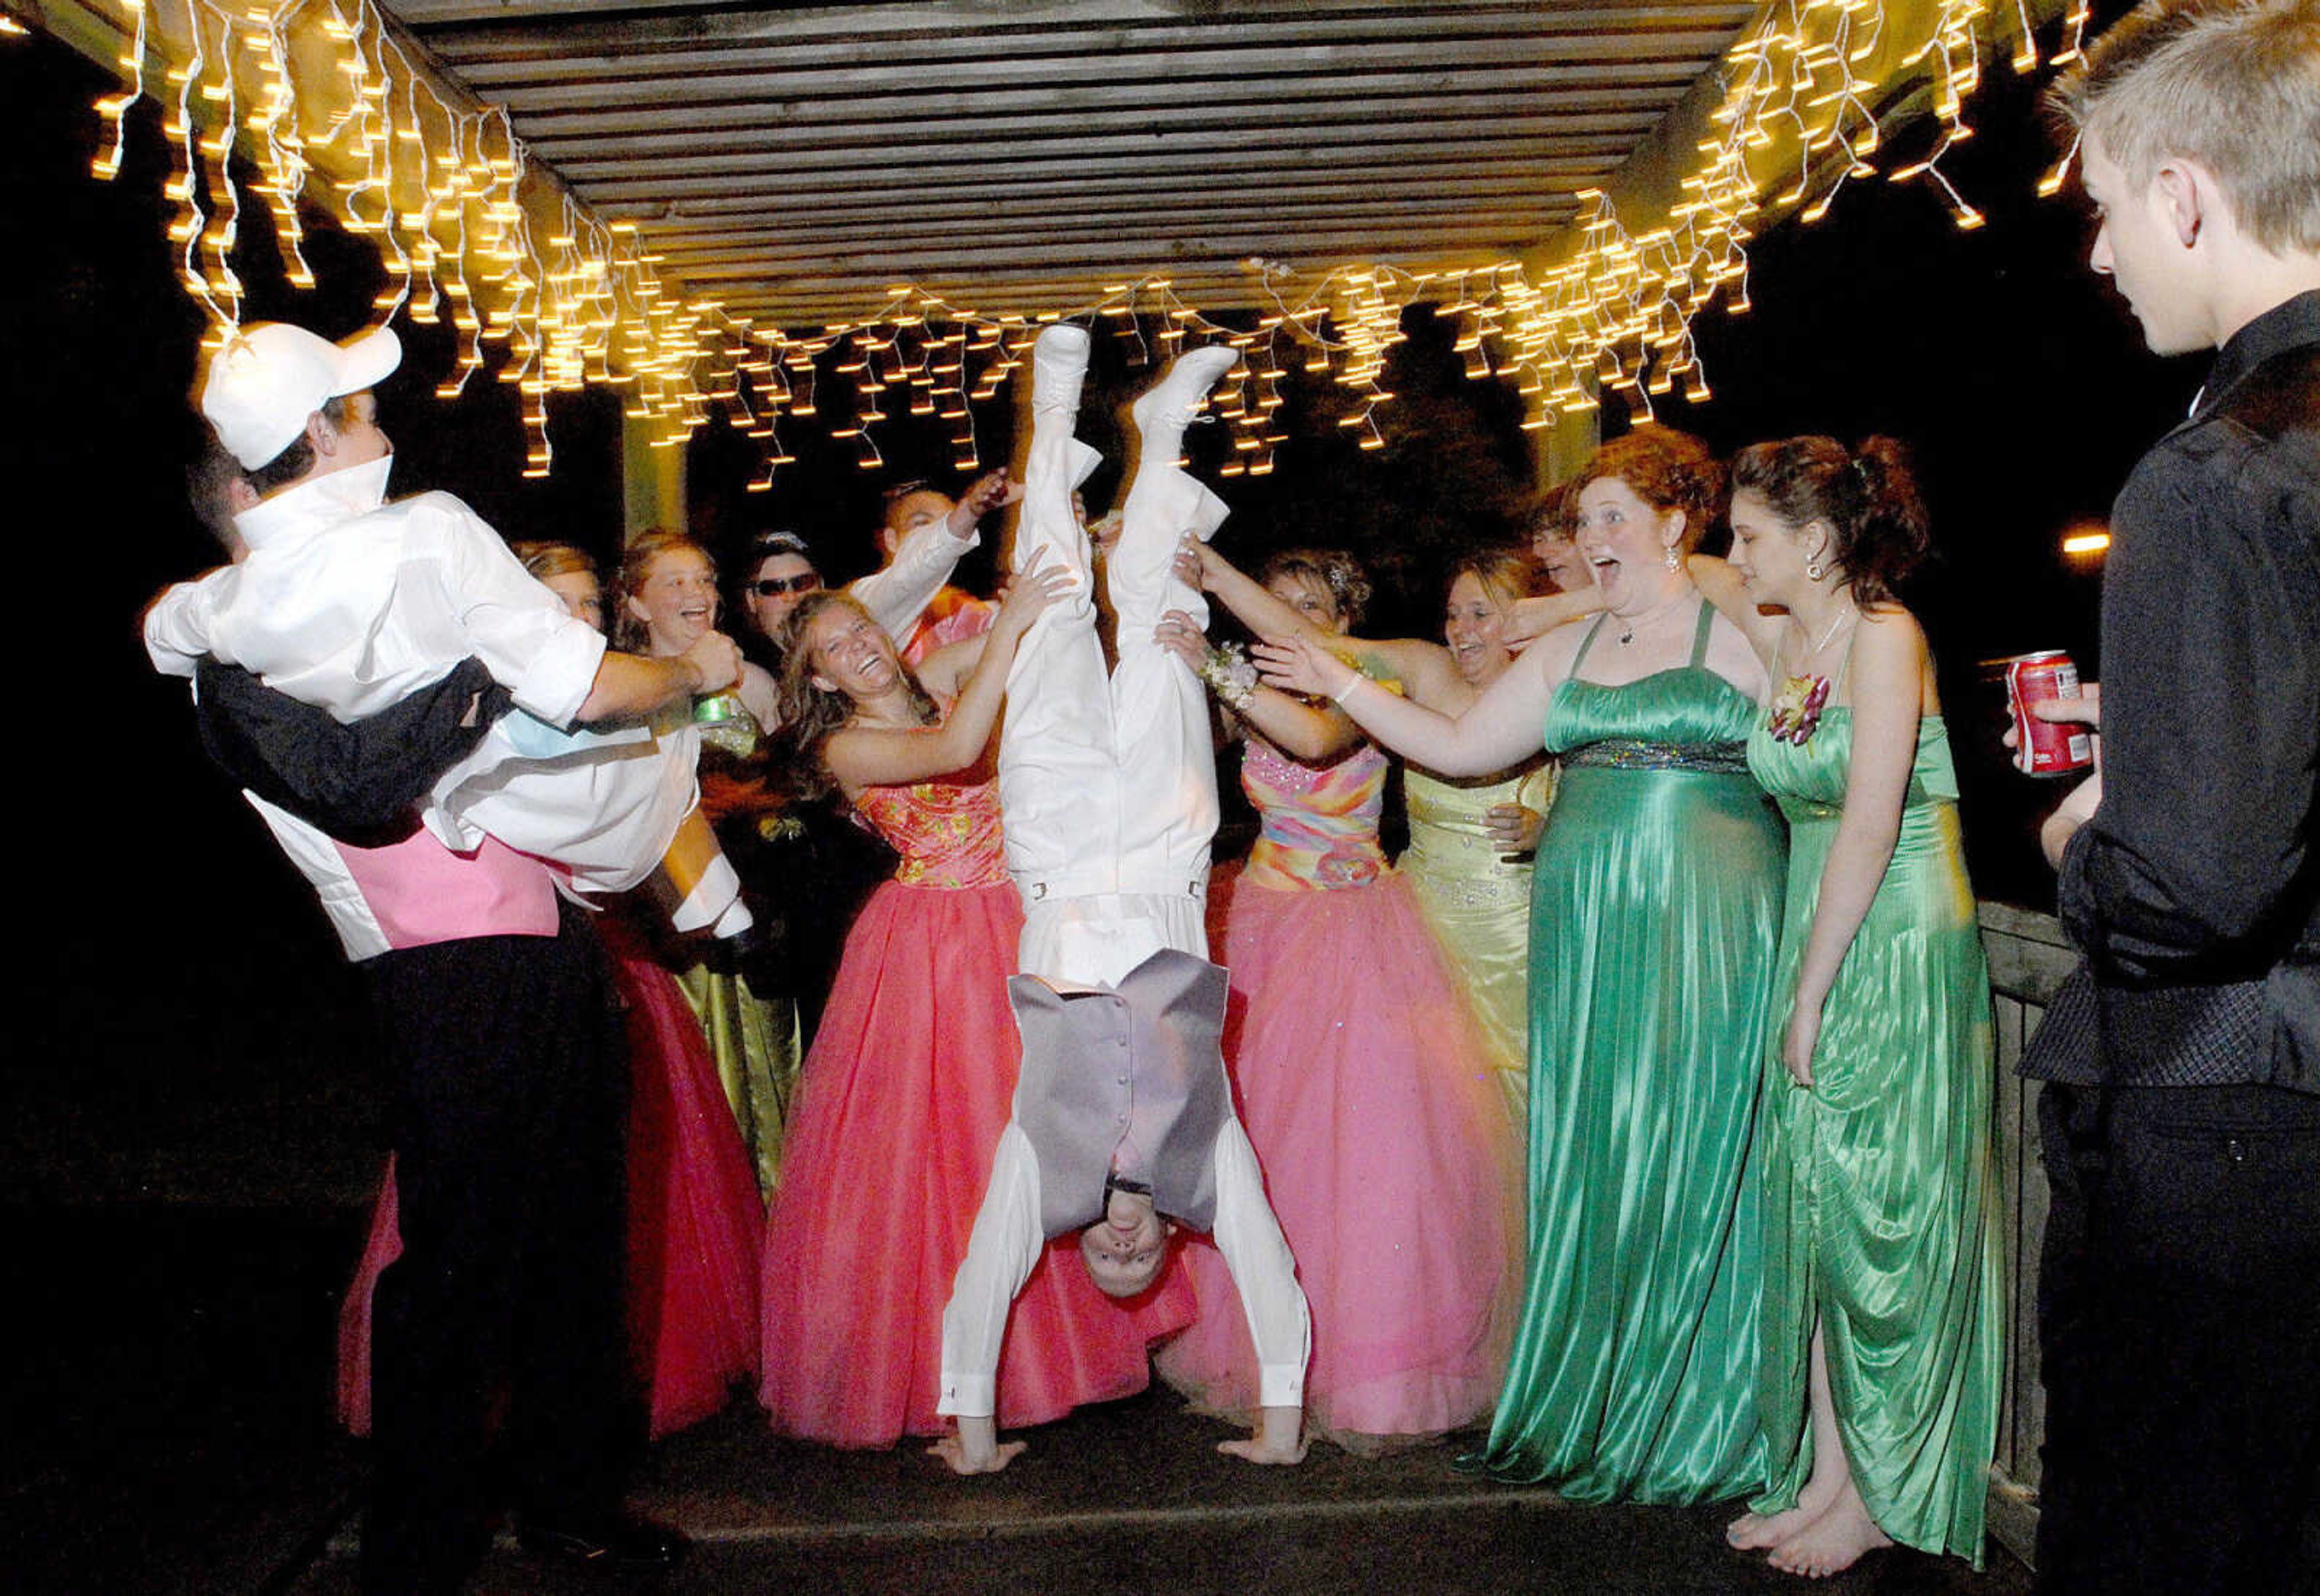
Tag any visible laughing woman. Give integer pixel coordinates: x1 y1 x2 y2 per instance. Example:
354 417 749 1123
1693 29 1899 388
755 576 1193 1447
1716 437 2001 1578
613 531 795 1197
1257 428 1784 1503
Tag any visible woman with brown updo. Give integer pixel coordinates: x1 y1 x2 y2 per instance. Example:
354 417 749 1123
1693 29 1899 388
1717 437 2000 1577
1260 428 1786 1502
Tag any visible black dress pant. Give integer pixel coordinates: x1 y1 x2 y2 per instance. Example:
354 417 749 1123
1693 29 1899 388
358 901 636 1594
2035 1082 2320 1595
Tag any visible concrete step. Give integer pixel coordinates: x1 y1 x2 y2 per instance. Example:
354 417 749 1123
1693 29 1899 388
283 1389 2031 1596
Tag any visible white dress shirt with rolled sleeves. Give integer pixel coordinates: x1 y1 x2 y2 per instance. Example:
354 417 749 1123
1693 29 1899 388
143 459 695 898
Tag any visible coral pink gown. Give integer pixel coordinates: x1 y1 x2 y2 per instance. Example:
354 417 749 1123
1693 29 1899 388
756 761 1193 1446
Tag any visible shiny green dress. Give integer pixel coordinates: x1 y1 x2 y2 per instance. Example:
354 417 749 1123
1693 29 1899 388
1474 603 1784 1503
1401 759 1557 1124
1744 709 2002 1563
675 963 798 1201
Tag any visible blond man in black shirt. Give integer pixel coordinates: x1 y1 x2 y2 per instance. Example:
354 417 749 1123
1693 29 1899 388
2022 4 2320 1592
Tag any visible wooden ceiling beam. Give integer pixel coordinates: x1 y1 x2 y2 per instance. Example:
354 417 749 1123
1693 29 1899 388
656 220 1567 277
589 168 1587 219
515 87 1678 152
630 195 1575 249
465 48 1733 111
399 1 1744 60
552 120 1650 182
576 140 1626 204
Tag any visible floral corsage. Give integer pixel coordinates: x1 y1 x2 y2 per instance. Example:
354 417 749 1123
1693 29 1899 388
1766 673 1831 745
1198 640 1260 713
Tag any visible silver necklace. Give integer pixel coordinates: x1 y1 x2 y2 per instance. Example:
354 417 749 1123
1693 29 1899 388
1615 590 1690 646
1785 605 1857 676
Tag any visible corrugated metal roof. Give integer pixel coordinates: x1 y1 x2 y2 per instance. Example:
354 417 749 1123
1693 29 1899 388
380 0 1765 328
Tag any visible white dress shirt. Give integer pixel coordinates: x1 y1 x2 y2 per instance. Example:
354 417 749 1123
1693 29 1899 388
144 459 695 896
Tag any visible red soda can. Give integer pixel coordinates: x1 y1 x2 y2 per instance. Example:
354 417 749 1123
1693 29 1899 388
1988 651 2092 776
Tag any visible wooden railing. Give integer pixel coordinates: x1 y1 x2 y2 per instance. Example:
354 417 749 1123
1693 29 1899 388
1978 899 2080 1568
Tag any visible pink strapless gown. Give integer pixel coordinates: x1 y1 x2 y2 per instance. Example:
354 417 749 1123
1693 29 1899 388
1156 738 1518 1449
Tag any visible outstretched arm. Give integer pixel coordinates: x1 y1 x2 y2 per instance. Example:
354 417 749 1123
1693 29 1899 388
854 471 1018 642
1157 609 1364 764
1181 538 1460 705
575 631 742 722
1503 587 1606 646
825 563 1066 793
1776 609 1924 1087
1253 633 1556 777
1686 554 1782 670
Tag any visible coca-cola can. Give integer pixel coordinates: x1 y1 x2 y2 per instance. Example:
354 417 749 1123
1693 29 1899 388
1985 651 2092 776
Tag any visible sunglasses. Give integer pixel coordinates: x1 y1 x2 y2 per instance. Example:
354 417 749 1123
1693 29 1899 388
747 573 823 597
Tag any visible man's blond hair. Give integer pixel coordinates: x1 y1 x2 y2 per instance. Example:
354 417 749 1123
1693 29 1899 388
2051 0 2320 254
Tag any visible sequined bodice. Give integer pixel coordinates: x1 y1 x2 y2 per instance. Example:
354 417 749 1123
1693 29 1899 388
849 770 1008 889
1239 736 1389 891
1401 763 1550 910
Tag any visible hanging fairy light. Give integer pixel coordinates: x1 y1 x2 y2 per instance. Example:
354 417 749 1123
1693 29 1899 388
72 0 2069 485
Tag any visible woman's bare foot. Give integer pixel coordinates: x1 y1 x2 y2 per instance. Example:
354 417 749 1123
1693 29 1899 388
1765 1478 1892 1579
1727 1501 1820 1551
1728 1467 1844 1551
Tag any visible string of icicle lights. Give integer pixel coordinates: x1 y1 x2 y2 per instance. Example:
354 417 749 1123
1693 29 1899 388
69 0 2090 486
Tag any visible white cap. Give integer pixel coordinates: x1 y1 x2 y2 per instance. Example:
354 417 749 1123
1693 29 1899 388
199 322 402 469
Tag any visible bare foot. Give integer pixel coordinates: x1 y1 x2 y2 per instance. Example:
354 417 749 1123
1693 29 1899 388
1765 1482 1892 1579
1728 1504 1816 1551
1729 1472 1843 1551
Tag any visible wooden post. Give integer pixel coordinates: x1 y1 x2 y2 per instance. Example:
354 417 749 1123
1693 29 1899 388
623 411 686 539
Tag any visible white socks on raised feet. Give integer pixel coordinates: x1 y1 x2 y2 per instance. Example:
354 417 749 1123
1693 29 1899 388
1130 346 1240 463
1031 323 1091 426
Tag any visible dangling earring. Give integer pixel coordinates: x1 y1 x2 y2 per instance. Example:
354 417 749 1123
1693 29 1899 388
1805 557 1825 581
1663 544 1681 572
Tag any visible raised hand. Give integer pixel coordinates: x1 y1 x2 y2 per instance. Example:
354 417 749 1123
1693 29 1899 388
680 629 744 695
1251 635 1356 702
1173 534 1225 592
991 555 1074 639
1156 608 1210 672
952 469 1023 532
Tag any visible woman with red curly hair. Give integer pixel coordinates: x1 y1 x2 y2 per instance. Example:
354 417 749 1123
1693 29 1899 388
1259 427 1785 1502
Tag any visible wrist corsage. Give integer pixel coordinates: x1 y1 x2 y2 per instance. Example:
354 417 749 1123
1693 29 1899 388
1198 640 1260 713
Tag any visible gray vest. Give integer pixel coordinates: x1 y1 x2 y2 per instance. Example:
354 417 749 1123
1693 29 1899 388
1008 948 1232 1237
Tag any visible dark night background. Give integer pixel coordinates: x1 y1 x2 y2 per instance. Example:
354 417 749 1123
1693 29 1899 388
4 2 2184 1203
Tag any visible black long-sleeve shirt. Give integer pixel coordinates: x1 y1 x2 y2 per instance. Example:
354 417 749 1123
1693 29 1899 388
2025 289 2320 1093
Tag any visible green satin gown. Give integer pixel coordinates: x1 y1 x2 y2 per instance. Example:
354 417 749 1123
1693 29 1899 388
1474 602 1784 1503
1744 709 2003 1563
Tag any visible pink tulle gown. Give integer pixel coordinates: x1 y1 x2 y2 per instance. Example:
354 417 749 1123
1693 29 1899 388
1156 736 1518 1450
756 762 1193 1447
335 912 764 1440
